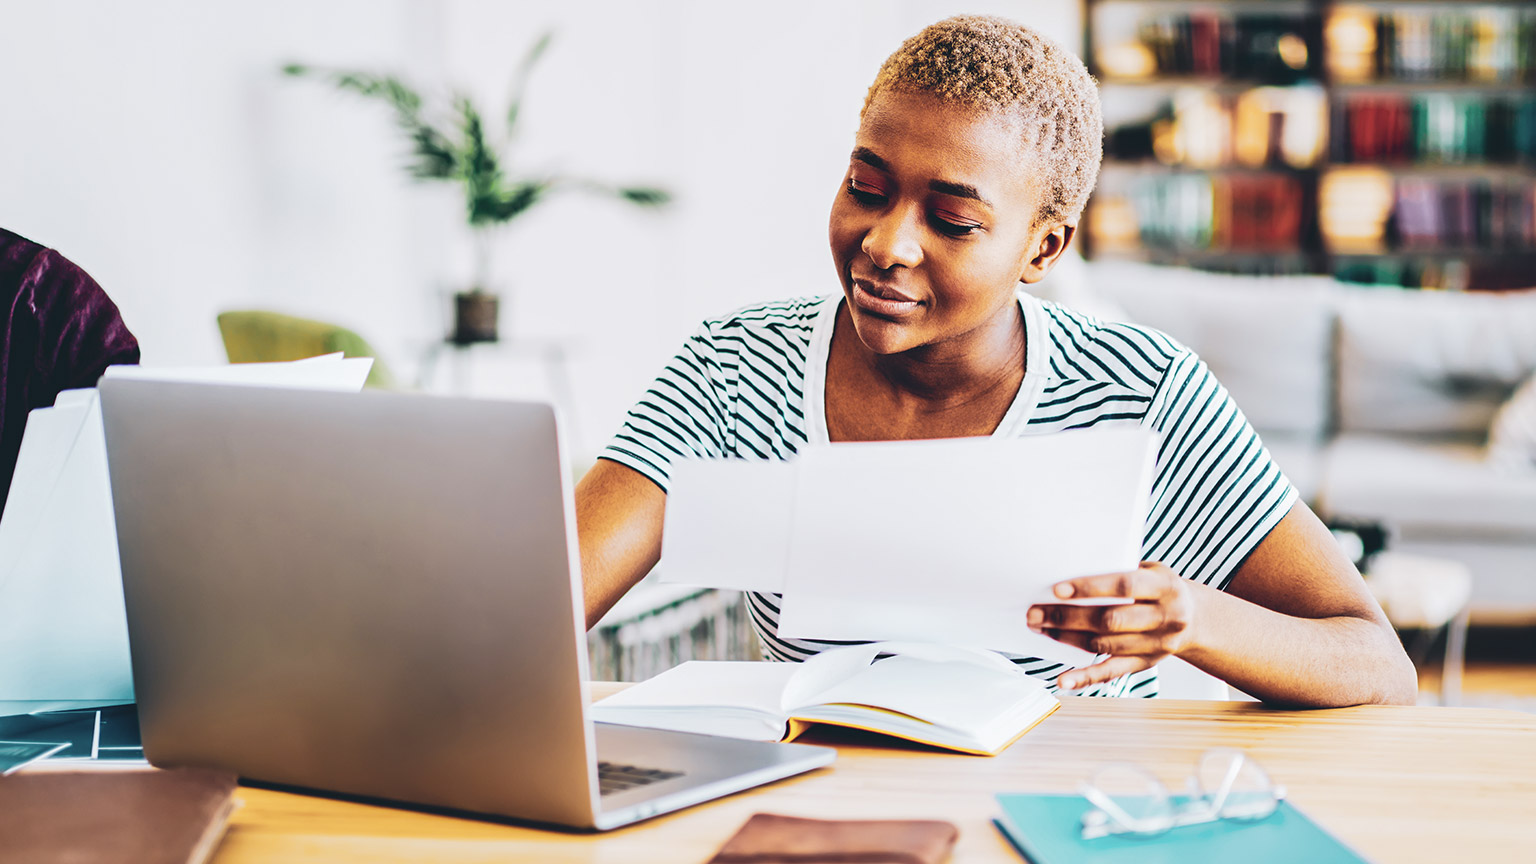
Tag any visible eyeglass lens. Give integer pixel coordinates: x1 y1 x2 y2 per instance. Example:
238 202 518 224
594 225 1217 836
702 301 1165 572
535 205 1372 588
1196 750 1280 821
1087 763 1176 833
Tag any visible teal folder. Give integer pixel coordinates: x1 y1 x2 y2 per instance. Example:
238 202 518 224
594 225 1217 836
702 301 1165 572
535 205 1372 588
994 793 1371 864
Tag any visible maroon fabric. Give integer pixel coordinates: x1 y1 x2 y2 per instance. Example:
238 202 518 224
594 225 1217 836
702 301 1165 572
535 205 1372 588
0 228 139 509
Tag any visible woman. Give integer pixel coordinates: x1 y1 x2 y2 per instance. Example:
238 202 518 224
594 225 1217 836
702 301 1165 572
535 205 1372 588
578 16 1416 707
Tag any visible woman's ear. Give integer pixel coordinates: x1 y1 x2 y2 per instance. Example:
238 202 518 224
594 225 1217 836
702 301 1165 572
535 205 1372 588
1018 223 1077 284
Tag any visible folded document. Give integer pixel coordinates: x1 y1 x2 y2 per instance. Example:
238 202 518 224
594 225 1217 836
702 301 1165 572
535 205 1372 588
658 428 1157 662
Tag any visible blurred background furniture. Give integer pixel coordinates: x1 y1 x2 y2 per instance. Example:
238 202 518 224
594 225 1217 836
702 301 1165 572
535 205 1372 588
1083 0 1536 292
1365 551 1473 705
415 336 583 448
216 310 395 389
1068 258 1536 628
586 584 759 682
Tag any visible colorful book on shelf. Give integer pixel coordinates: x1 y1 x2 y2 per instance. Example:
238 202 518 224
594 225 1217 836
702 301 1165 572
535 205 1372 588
591 643 1059 757
994 792 1370 864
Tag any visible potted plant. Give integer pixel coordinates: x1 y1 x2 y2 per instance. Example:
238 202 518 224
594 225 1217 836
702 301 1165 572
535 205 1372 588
284 33 668 344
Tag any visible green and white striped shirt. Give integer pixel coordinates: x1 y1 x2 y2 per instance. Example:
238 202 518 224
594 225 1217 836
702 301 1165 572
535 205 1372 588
603 291 1297 697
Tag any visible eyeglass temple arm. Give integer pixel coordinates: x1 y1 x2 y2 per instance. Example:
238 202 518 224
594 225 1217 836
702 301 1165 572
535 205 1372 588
1079 782 1168 834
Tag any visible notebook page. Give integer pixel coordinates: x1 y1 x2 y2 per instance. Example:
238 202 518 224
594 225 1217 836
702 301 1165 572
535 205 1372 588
792 655 1046 733
592 661 797 717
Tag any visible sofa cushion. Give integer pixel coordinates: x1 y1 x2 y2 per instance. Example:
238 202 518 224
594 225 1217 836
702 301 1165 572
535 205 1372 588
1486 373 1536 469
1030 248 1133 324
1086 261 1336 438
1335 288 1536 437
1260 432 1325 505
1320 433 1536 537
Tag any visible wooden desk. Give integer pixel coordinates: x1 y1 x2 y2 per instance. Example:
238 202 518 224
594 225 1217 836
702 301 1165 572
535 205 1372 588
212 687 1536 863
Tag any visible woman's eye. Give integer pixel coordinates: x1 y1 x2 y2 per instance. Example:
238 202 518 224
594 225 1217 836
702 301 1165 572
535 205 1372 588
846 180 886 205
932 215 981 237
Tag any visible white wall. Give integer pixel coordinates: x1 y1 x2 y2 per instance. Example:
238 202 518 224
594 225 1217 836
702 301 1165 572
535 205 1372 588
1 0 1080 460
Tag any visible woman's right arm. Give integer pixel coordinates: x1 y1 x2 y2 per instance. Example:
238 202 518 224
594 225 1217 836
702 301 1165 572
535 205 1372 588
576 459 668 630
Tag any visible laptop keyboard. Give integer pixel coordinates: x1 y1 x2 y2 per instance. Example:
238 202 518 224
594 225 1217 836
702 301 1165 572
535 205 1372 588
598 761 685 796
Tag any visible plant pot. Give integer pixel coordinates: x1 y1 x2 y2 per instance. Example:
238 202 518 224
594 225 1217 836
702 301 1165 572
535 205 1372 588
452 290 500 345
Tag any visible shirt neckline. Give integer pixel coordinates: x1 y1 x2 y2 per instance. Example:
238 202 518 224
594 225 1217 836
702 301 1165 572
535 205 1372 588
804 291 1049 446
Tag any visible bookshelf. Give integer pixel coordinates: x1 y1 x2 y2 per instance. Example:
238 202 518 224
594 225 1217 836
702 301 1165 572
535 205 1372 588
1083 0 1536 290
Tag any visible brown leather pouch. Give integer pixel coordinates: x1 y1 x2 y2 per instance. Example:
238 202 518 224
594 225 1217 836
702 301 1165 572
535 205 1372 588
707 812 959 864
0 768 239 864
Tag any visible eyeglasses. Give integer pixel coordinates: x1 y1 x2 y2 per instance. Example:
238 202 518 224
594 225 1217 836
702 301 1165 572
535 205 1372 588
1079 749 1286 840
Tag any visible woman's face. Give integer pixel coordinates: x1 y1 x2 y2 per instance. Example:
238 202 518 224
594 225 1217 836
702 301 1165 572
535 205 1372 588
829 89 1059 357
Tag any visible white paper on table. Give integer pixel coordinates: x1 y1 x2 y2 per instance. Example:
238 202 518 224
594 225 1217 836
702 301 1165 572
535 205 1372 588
657 458 795 592
0 355 371 703
775 428 1157 660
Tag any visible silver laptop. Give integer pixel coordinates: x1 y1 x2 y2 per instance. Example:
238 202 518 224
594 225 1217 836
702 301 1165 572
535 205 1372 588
98 379 833 831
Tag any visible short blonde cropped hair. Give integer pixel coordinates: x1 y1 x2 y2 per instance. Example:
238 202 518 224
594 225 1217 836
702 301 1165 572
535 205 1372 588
863 15 1103 228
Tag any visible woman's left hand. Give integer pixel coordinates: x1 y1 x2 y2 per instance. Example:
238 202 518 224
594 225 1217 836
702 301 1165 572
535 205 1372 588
1027 562 1206 691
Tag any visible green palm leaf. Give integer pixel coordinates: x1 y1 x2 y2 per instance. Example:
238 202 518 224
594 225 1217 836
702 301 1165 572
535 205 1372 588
618 187 671 206
283 37 668 234
505 31 554 137
285 64 459 181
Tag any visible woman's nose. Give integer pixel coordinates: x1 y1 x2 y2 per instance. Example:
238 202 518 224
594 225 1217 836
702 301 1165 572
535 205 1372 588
861 207 923 270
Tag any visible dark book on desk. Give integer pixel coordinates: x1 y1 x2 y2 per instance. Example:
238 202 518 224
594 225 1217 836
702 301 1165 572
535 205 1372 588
0 768 239 864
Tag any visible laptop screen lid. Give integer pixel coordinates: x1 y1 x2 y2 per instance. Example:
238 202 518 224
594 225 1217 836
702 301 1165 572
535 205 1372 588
99 379 600 826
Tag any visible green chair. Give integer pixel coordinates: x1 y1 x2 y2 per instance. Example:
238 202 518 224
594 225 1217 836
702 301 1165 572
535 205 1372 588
216 310 395 389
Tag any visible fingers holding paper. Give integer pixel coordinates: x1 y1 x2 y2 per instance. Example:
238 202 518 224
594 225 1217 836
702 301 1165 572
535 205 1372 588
1028 562 1203 692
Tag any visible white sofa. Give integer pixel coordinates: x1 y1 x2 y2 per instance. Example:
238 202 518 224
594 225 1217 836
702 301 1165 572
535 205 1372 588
1054 259 1536 625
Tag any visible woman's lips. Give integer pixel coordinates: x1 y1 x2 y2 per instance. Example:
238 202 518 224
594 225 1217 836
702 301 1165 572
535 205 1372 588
851 279 921 317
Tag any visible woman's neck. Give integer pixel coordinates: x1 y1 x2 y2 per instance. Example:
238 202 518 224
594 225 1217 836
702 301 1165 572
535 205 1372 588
834 298 1026 411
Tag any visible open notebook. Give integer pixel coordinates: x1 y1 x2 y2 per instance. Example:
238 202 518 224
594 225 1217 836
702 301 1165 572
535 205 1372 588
591 643 1058 756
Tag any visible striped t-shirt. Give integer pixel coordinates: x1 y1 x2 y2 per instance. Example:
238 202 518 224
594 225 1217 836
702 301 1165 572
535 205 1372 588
602 291 1297 697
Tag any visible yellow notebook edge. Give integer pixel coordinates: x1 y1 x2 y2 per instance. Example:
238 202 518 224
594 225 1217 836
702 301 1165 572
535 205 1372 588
783 698 1060 756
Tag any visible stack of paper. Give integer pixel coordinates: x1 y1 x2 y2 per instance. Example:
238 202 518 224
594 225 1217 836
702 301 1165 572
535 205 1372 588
658 427 1157 663
0 355 372 710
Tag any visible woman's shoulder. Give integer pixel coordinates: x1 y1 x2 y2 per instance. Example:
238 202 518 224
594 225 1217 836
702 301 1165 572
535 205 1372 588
689 295 831 363
1032 295 1197 393
703 295 828 332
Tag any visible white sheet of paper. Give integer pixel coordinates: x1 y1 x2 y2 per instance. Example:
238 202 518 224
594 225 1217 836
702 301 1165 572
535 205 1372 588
0 357 372 702
657 458 795 592
777 595 1101 664
0 400 92 588
774 428 1156 659
102 355 372 391
0 391 132 700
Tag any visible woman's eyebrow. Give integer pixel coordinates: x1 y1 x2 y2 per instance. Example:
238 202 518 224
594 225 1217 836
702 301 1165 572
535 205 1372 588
850 146 890 172
850 146 992 208
928 179 990 207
